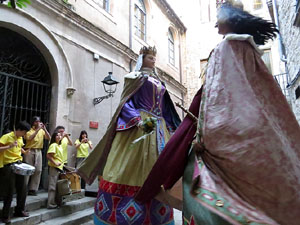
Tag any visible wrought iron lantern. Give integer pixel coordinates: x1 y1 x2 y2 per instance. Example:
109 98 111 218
93 72 119 105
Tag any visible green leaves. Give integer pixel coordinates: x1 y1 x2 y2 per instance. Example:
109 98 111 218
7 0 31 9
140 117 158 133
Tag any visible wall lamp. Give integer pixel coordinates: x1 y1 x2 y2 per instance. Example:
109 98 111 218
93 72 119 105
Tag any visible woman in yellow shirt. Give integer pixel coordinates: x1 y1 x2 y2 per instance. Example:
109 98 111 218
47 132 64 209
74 130 92 189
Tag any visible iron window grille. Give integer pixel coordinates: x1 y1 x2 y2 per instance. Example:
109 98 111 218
0 27 51 136
261 50 272 73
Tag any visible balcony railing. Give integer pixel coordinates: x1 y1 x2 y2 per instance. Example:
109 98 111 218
274 73 290 100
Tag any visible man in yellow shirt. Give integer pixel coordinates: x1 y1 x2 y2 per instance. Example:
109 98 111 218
24 116 50 196
54 126 72 165
0 121 30 224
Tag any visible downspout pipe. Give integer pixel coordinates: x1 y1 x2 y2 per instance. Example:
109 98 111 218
129 0 133 72
272 0 287 63
271 0 290 83
178 34 185 118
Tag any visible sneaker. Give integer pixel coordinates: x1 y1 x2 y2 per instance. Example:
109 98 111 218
13 211 29 217
28 190 37 196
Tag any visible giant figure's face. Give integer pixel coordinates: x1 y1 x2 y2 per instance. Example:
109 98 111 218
217 22 232 35
142 54 156 69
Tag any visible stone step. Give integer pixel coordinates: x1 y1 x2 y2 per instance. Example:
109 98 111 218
0 192 48 215
6 197 96 225
81 220 94 225
0 191 85 216
37 207 94 225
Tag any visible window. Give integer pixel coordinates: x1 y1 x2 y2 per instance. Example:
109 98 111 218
261 50 272 73
92 0 109 12
253 0 263 10
200 59 208 80
134 0 146 41
168 29 175 66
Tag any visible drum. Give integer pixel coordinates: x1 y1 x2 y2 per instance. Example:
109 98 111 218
11 163 35 176
60 172 81 193
57 179 71 196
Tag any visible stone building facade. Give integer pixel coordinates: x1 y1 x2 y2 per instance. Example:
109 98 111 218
267 0 300 122
169 0 283 106
0 0 187 190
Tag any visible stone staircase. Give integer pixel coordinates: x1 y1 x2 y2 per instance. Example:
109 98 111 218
0 191 95 225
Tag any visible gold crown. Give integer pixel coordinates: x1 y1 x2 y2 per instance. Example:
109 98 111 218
217 0 244 9
139 46 157 56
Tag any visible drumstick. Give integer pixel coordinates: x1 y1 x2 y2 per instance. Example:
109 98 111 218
64 165 76 172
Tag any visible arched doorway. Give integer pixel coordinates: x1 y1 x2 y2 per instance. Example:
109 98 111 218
0 27 52 135
0 27 52 189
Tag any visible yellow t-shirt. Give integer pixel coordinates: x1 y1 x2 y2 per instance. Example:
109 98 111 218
25 128 45 149
47 143 64 170
75 139 92 158
61 137 69 163
0 132 23 166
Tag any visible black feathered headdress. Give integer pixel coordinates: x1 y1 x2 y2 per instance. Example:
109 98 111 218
217 2 279 45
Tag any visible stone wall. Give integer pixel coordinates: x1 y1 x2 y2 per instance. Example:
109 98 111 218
167 0 283 107
277 0 300 121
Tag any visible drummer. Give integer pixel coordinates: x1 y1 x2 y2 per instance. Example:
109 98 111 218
0 121 31 224
24 116 50 196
